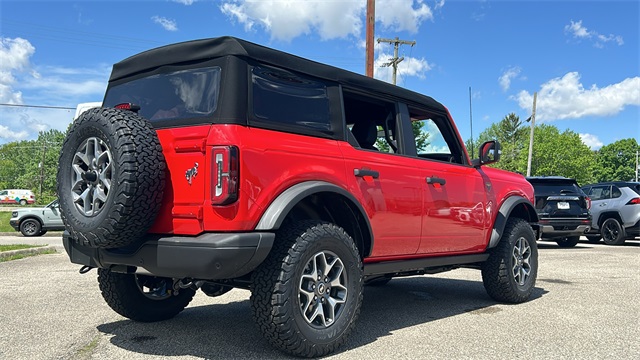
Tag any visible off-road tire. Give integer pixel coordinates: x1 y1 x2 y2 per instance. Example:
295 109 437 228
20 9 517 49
20 219 41 237
601 218 626 245
98 269 195 322
250 220 363 358
556 236 580 248
482 218 538 303
57 107 165 249
586 235 601 244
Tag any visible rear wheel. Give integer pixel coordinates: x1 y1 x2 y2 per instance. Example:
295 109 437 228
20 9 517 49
98 269 195 322
20 219 42 237
251 220 363 357
601 218 625 245
482 218 538 303
556 236 580 248
19 199 27 206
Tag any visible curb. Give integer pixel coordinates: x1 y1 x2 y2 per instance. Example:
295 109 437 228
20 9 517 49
0 232 64 237
0 245 62 260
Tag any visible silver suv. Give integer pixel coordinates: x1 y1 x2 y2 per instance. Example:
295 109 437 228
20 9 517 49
581 182 640 245
9 199 65 236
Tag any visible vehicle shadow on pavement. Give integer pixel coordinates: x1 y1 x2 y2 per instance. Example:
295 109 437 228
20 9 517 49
97 276 547 358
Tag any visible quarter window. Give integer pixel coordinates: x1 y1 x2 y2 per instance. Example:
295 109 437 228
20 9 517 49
251 66 331 132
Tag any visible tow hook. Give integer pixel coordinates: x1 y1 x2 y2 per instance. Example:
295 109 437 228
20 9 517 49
79 265 94 274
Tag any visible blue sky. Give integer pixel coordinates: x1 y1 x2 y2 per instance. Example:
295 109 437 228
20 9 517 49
1 0 638 149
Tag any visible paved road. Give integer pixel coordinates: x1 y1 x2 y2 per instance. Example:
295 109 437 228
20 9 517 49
0 237 638 359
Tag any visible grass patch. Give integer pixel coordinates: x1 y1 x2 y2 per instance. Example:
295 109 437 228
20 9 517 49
74 335 101 360
0 244 46 251
0 212 14 232
0 249 57 262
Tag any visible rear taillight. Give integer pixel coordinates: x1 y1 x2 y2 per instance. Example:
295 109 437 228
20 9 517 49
585 197 591 209
114 103 141 113
211 146 239 205
626 197 640 205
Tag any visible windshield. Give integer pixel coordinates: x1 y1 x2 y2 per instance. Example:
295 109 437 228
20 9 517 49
103 67 221 122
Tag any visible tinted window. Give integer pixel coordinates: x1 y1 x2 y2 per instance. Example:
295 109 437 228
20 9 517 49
252 66 330 131
588 185 611 200
104 67 221 123
530 181 583 195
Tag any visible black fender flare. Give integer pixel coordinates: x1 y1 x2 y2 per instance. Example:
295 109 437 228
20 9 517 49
488 196 538 249
255 181 373 253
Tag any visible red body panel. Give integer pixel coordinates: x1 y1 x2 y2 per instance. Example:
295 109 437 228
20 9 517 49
149 124 534 261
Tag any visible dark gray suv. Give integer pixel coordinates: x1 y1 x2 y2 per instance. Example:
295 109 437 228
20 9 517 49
527 177 591 247
581 182 640 245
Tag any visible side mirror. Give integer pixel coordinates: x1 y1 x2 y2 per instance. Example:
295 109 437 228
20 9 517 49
472 140 501 167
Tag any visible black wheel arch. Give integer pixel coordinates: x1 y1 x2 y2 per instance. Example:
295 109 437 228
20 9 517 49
19 216 43 227
595 211 623 229
255 181 373 258
488 196 539 249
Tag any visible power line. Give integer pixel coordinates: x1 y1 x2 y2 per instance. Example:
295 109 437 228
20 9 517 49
0 103 75 110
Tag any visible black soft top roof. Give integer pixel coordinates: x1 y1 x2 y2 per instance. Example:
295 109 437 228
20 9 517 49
110 36 446 112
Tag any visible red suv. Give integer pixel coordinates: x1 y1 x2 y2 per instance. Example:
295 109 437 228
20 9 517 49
58 37 539 357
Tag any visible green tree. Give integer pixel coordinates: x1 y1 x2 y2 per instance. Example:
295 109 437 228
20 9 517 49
0 129 66 204
593 138 639 182
376 120 429 153
517 124 596 185
475 113 528 172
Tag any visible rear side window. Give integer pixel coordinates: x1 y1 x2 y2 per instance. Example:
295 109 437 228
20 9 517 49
251 66 331 133
530 181 583 195
587 185 611 200
104 67 221 123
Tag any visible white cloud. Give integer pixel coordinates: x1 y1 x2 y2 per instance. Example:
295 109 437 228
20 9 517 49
515 72 640 121
498 66 521 91
374 52 432 84
565 20 623 47
580 133 604 150
220 0 363 41
435 0 445 10
0 124 28 142
376 0 434 33
151 16 178 32
219 0 440 41
0 37 35 104
0 37 109 144
172 0 195 5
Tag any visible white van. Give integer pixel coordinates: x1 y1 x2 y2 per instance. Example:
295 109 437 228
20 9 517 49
74 102 102 120
0 189 35 205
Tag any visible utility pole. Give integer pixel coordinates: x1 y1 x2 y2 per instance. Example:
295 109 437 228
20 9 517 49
377 37 415 85
365 0 375 78
39 141 47 202
526 92 537 177
635 150 638 182
469 86 474 159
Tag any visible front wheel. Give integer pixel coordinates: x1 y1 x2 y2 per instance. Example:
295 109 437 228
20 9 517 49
482 218 538 303
20 219 42 237
98 269 195 322
556 236 580 248
19 199 27 206
601 218 625 245
251 221 363 357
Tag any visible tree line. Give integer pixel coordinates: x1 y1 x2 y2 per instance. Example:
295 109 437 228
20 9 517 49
468 113 639 186
0 117 638 205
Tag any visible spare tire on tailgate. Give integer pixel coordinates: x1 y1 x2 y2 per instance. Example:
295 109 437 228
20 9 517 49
57 107 165 249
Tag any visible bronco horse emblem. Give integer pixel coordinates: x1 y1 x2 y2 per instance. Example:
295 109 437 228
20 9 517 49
185 162 198 185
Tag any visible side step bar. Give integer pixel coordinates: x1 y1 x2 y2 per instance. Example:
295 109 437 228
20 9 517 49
363 253 489 276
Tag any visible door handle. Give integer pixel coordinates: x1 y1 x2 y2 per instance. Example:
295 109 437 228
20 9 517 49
354 168 379 179
426 177 446 185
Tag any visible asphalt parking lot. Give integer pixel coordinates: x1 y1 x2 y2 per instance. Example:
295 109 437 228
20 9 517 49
0 236 638 360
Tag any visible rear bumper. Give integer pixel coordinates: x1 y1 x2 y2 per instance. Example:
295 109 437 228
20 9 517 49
63 231 275 280
539 218 591 239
